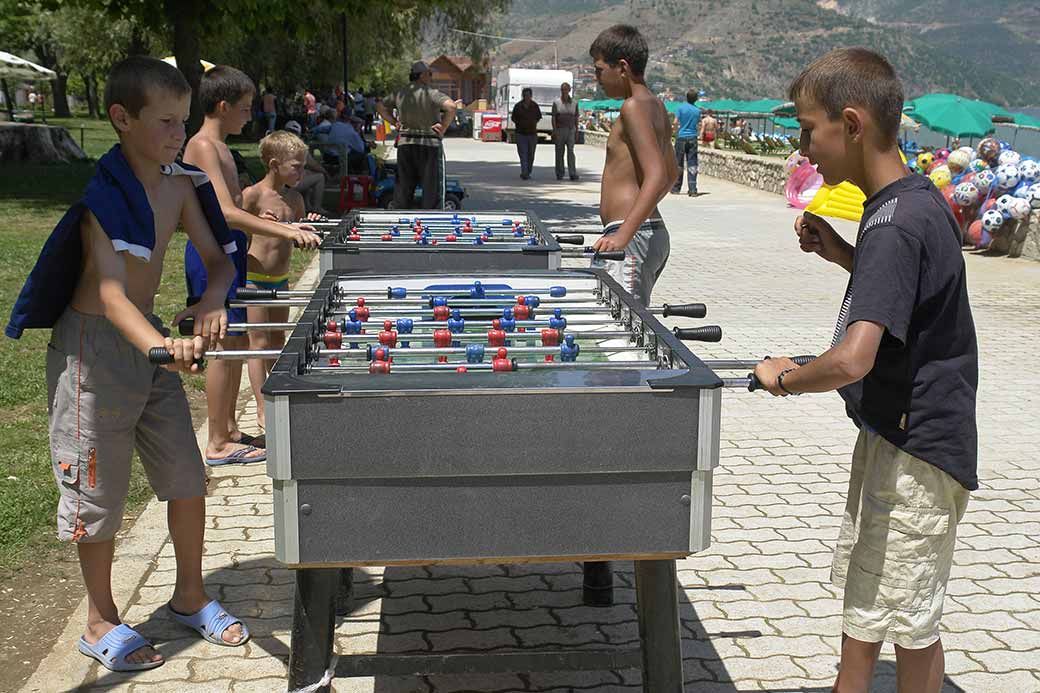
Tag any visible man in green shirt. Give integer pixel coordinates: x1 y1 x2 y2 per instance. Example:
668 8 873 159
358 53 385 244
377 61 457 209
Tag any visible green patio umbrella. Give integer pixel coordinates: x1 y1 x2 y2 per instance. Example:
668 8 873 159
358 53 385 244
773 116 800 130
905 95 999 138
1012 112 1040 129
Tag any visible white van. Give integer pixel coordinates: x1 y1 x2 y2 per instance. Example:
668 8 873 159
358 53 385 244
496 68 574 142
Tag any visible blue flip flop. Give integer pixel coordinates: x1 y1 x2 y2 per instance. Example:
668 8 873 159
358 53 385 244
78 623 164 672
167 600 250 646
205 445 266 466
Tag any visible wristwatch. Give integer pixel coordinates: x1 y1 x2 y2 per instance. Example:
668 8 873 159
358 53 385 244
777 368 800 396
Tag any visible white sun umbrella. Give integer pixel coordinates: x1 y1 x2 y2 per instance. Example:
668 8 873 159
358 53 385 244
0 50 57 80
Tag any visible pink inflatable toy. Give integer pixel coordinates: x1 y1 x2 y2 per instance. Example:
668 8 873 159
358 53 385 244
785 156 824 209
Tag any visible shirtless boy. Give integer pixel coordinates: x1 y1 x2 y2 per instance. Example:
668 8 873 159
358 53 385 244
183 65 320 464
241 130 309 428
589 24 678 306
584 24 679 607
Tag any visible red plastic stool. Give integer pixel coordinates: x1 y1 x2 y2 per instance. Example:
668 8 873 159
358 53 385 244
339 175 374 213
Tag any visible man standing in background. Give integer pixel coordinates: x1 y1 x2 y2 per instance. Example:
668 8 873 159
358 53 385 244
511 87 542 180
671 88 702 196
552 82 580 181
377 61 457 209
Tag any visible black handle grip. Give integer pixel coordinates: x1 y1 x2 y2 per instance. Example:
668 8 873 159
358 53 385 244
236 287 277 300
791 354 817 366
592 249 626 261
555 234 585 245
178 317 194 336
672 325 722 342
148 346 205 370
662 302 707 319
747 373 762 391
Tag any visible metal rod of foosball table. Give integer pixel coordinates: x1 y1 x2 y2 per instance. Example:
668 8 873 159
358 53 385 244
382 284 604 299
321 344 651 360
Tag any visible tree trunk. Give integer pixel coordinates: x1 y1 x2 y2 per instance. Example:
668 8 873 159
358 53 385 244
166 0 206 135
1 78 13 120
51 73 71 118
127 25 149 57
85 74 100 119
0 123 88 163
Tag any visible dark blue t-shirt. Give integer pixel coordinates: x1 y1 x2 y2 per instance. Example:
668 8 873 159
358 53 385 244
834 174 979 490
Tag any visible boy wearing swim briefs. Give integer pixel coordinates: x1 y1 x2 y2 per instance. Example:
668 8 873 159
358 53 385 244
6 56 248 671
183 65 320 464
584 24 679 606
242 130 309 429
754 48 977 693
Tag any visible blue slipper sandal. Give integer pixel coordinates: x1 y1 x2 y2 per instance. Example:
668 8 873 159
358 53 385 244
205 445 266 466
167 600 250 646
78 623 164 672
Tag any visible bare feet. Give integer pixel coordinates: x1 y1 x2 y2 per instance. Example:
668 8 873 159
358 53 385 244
84 621 163 665
169 594 245 645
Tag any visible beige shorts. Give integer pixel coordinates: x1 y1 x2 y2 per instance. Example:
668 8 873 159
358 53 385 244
47 309 206 543
831 428 969 649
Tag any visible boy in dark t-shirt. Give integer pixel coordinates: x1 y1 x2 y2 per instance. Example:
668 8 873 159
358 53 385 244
753 48 977 693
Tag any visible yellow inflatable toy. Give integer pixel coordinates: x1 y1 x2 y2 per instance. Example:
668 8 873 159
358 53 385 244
806 150 908 222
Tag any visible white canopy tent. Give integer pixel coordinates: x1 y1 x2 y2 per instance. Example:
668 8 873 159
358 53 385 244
1 50 57 120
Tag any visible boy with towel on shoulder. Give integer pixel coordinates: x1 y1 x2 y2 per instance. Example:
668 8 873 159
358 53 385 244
6 56 250 672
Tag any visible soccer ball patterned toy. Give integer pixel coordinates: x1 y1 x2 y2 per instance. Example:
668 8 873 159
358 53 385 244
929 165 951 190
916 152 934 172
977 138 1001 164
947 149 971 174
953 182 980 207
996 164 1021 190
1019 159 1039 184
998 150 1021 167
968 158 989 174
974 169 996 193
995 194 1016 218
982 209 1005 232
1009 198 1031 220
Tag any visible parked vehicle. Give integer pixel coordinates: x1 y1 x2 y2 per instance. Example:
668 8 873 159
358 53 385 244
496 68 574 142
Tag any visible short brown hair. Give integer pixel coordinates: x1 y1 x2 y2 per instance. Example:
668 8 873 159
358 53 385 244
590 25 648 76
199 65 255 115
686 89 699 104
259 130 307 169
104 56 190 121
788 48 904 144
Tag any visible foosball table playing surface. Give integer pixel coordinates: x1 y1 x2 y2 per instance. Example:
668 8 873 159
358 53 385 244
314 209 607 274
245 267 742 691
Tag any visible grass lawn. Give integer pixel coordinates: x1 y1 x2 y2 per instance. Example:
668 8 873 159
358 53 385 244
0 115 320 570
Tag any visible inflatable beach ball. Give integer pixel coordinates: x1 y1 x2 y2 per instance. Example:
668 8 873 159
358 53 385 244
935 148 951 160
1009 198 1031 220
996 164 1021 190
1018 159 1039 183
995 194 1016 218
957 146 975 158
947 150 971 174
998 150 1021 167
784 151 807 175
978 138 1000 164
974 169 996 193
929 165 951 189
999 140 1012 151
953 182 980 207
966 219 984 247
917 152 934 171
968 158 989 174
982 208 1005 232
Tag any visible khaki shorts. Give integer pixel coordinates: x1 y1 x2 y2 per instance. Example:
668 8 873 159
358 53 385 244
831 428 969 649
47 309 206 543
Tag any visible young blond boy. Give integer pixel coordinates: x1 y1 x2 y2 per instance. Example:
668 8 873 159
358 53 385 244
241 130 309 427
183 66 320 464
755 49 977 693
6 56 249 671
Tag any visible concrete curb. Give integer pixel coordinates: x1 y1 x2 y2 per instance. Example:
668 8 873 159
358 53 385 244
20 254 322 692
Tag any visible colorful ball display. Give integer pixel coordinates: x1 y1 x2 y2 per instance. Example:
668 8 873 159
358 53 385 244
974 168 996 193
929 165 951 189
947 150 971 174
996 164 1021 190
1019 159 1039 183
953 182 980 206
917 152 934 171
978 138 1001 164
982 209 1005 232
935 148 951 160
966 220 983 247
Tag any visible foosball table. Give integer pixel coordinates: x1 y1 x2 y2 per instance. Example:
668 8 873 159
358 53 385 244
165 268 808 691
313 209 606 274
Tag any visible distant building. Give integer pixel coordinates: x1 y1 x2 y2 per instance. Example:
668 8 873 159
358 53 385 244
425 55 490 106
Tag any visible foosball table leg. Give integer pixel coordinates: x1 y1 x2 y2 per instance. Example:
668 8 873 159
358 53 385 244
582 560 614 606
635 559 684 692
288 567 339 692
335 567 354 616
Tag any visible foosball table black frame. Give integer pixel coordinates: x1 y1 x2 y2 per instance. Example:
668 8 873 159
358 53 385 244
262 269 724 692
